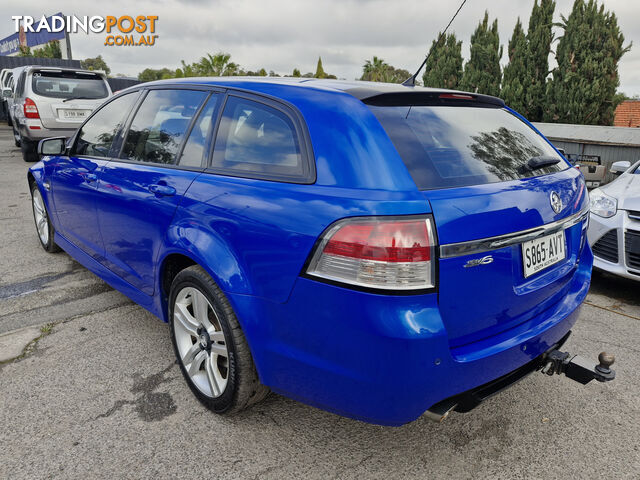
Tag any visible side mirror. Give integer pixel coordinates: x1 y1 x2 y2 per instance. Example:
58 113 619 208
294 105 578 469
610 161 631 175
1 88 12 98
38 137 67 157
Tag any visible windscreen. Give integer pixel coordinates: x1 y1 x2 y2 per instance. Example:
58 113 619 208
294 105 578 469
31 70 109 100
369 105 568 190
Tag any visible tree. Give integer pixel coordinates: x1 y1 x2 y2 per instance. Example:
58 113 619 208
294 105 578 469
525 0 555 121
314 57 326 78
196 53 239 76
544 0 630 125
19 40 62 58
460 11 503 96
138 68 175 82
361 56 410 83
422 33 463 89
292 68 301 77
81 55 111 75
500 19 528 113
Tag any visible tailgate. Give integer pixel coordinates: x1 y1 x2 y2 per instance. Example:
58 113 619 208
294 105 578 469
42 101 96 129
365 97 589 349
426 169 588 347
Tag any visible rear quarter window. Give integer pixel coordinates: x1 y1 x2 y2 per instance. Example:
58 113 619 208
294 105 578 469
211 96 307 181
368 105 568 190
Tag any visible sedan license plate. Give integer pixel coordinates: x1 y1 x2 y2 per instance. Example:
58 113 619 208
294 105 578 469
522 231 566 278
59 109 89 120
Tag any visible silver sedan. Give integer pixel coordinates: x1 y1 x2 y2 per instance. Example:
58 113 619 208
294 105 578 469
588 160 640 281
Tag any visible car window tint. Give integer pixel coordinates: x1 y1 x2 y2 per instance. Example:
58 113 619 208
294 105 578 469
369 105 567 190
31 70 109 100
179 94 219 167
121 89 207 165
74 93 138 158
212 96 303 177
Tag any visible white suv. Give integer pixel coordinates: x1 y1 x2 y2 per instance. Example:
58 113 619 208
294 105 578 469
12 66 112 161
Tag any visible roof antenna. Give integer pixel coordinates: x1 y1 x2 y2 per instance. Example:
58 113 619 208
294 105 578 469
402 0 468 87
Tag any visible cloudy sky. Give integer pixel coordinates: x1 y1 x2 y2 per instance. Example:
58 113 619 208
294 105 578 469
2 0 639 95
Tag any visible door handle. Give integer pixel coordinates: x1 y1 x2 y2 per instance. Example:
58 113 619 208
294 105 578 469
148 184 176 197
85 173 98 183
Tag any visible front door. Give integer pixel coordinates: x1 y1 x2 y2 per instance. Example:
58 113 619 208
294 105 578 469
50 91 139 259
95 88 217 295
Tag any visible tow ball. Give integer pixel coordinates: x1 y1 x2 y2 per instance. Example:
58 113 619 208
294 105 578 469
539 350 616 384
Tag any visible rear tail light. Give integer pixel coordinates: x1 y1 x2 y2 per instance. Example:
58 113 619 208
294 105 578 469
305 216 437 291
24 98 40 119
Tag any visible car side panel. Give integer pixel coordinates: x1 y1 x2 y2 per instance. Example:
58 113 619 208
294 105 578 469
165 174 430 305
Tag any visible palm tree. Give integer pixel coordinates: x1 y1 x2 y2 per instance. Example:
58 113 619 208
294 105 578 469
197 53 239 76
361 56 392 82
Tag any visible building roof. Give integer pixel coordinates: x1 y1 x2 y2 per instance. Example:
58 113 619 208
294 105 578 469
614 100 640 128
532 122 640 147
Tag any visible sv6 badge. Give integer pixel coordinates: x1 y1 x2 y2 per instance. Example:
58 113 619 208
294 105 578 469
464 255 494 268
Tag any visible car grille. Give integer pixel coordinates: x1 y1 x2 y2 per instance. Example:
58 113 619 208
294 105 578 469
625 230 640 272
592 230 618 263
628 210 640 221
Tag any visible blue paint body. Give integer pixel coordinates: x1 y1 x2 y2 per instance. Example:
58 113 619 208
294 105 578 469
29 78 592 426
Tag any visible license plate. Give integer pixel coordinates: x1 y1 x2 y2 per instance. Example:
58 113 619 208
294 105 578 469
59 109 89 120
521 231 566 278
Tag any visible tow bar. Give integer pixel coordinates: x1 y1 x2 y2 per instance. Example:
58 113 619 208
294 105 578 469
539 350 616 384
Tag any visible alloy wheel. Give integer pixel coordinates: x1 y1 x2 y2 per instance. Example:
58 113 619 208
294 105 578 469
32 188 49 245
173 287 229 398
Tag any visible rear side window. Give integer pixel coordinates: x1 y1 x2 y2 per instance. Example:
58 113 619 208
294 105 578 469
15 71 26 96
121 89 208 164
74 92 138 158
211 96 304 180
179 94 220 167
31 70 109 100
369 105 567 189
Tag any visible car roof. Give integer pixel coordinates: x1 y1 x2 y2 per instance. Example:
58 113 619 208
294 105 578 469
139 77 505 107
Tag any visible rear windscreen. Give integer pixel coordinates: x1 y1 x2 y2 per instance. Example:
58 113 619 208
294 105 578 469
368 105 567 190
31 71 109 100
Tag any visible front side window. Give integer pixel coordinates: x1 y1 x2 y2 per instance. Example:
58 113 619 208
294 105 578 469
212 96 304 179
369 105 568 190
121 89 208 164
74 93 138 158
31 70 109 100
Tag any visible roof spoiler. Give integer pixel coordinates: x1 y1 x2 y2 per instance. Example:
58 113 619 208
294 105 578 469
361 91 505 108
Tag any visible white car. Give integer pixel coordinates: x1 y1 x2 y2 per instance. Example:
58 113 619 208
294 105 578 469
11 66 112 161
588 160 640 281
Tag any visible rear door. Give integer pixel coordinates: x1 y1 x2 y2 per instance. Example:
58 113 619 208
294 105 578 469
369 100 589 348
29 69 111 129
50 91 140 259
95 88 219 295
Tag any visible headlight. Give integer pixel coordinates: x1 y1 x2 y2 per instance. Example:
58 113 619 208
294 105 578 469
589 188 617 218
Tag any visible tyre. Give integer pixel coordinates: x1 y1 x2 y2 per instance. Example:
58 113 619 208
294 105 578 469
21 137 38 162
169 265 269 414
31 184 61 253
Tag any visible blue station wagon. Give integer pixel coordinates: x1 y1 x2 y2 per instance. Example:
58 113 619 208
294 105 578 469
29 78 611 426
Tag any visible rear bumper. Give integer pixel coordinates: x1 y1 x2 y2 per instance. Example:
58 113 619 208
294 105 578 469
227 243 592 426
16 118 77 141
